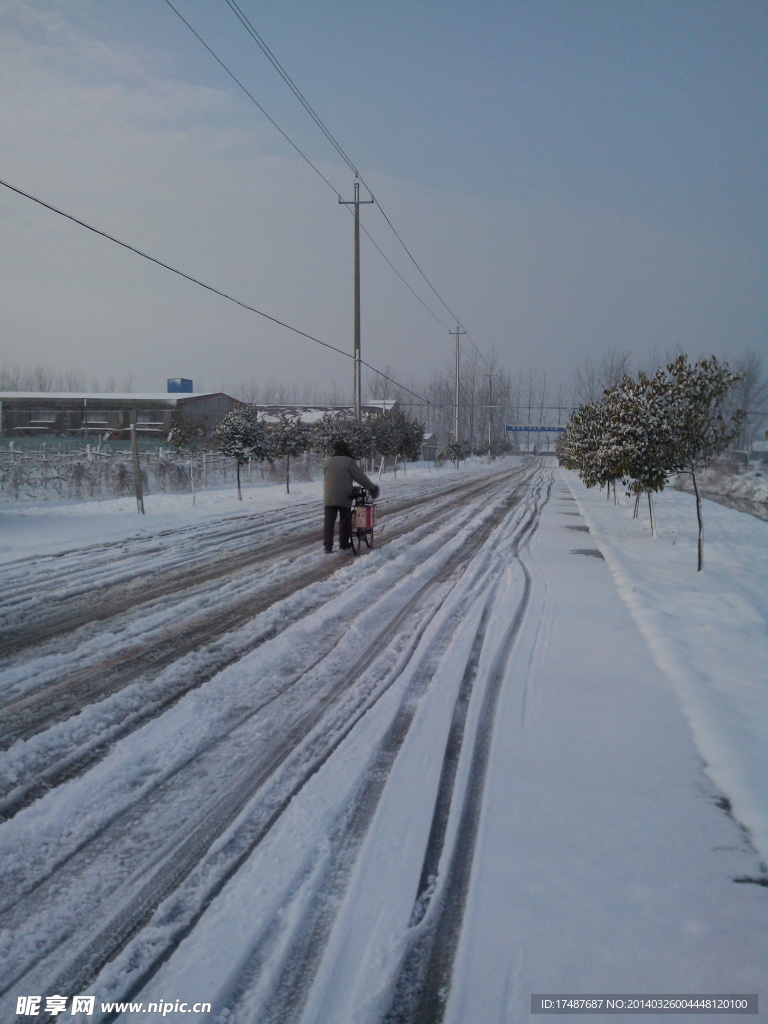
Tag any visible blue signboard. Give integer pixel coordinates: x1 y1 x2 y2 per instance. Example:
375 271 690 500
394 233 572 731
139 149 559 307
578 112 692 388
505 425 565 433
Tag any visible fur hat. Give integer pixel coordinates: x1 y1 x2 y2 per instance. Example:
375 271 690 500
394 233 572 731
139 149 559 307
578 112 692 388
332 440 353 457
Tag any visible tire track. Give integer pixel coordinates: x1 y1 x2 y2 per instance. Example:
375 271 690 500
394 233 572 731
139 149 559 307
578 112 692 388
0 465 527 668
0 469 540 1018
0 469 534 819
204 481 548 1024
382 472 552 1024
1 467 530 656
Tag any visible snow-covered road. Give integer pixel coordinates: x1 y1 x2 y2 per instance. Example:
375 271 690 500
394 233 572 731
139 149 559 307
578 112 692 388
0 460 764 1024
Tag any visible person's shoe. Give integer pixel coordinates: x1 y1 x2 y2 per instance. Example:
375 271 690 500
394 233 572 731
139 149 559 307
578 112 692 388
324 547 333 553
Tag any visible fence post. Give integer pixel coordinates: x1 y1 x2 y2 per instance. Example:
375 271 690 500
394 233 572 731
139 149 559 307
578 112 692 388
130 425 145 514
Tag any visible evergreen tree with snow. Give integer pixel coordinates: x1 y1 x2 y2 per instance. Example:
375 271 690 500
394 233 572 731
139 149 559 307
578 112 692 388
374 409 424 476
440 440 470 467
213 405 268 500
268 414 311 494
348 413 380 470
561 402 618 493
312 411 355 456
167 414 209 455
601 370 674 534
662 355 744 570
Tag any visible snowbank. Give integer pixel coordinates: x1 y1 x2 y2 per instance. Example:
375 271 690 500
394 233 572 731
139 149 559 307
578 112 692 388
566 470 768 864
673 461 768 511
0 459 475 564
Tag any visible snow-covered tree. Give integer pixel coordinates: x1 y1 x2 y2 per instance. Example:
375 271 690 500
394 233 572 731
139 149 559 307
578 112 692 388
311 409 423 475
312 411 355 456
167 414 209 455
350 413 381 468
601 371 674 535
394 412 425 467
663 355 744 570
563 356 744 567
560 402 618 493
213 405 267 500
439 440 470 467
374 410 424 475
267 414 311 493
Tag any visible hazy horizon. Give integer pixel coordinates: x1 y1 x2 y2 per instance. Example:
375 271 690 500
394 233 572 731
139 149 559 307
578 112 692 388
1 0 764 398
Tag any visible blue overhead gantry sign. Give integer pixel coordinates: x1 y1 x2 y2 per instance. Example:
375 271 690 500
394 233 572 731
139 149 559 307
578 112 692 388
506 425 565 432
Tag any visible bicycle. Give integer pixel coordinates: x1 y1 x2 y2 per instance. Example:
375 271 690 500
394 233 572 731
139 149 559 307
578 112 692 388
349 485 376 554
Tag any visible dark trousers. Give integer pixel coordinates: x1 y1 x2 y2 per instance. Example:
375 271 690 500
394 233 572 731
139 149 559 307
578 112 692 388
324 505 351 550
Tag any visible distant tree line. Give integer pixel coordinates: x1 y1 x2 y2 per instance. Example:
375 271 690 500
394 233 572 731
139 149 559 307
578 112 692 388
364 355 571 454
0 363 135 394
558 354 745 571
569 347 766 455
205 407 425 498
4 346 763 459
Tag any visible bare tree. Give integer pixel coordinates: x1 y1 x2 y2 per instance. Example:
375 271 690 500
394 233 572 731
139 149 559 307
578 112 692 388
599 348 632 391
573 354 600 404
0 363 107 392
0 363 24 389
573 348 632 404
30 364 56 392
729 351 768 450
63 369 89 391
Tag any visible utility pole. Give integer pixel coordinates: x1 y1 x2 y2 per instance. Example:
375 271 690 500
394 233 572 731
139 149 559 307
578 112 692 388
487 373 494 462
339 179 374 422
129 423 145 515
450 321 466 443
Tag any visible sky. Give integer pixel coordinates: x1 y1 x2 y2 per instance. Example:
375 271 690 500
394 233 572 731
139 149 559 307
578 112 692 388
0 0 765 399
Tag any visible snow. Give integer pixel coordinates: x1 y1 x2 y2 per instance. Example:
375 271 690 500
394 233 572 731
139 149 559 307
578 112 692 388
568 473 768 865
0 392 222 401
0 477 326 564
0 459 764 1024
674 464 768 508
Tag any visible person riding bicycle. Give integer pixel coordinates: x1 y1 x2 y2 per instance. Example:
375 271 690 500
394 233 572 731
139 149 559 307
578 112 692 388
322 440 380 552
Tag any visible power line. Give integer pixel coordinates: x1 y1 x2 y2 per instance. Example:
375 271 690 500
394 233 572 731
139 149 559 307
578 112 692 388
164 0 453 336
162 0 338 196
217 1 476 344
0 177 432 407
359 223 451 332
463 325 491 368
461 329 492 370
369 196 464 331
225 0 359 177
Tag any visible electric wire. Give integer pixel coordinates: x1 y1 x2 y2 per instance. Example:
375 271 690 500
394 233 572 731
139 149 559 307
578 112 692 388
162 0 338 196
230 6 492 370
358 224 451 332
218 1 477 345
164 0 452 335
367 195 465 333
463 327 491 369
0 177 431 407
226 0 359 178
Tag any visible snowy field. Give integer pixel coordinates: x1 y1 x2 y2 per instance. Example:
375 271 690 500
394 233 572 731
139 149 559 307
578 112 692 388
0 458 765 1024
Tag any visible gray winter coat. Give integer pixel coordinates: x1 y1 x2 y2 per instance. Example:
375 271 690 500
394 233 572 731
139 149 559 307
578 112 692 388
323 455 377 506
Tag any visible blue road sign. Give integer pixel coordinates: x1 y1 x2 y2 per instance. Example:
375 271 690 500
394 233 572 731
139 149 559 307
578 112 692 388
505 426 565 433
